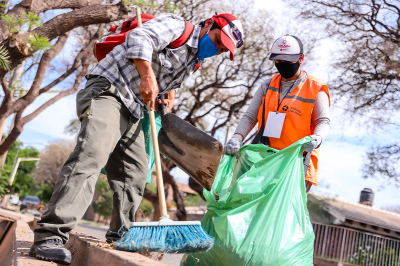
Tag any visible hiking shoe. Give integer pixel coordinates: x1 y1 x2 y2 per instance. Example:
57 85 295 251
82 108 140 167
105 230 121 243
29 238 71 265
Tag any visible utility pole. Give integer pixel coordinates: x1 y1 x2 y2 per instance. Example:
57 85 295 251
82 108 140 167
1 157 40 207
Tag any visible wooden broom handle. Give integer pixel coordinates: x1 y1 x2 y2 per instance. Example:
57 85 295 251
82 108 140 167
136 7 168 218
148 107 168 218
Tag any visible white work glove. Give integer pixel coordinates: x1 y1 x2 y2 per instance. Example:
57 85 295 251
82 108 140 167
302 135 322 152
224 135 243 158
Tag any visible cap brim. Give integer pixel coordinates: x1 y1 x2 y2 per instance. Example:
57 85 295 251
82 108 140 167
269 53 301 62
221 31 235 61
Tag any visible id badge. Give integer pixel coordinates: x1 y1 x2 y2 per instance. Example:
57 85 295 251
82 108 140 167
263 112 286 138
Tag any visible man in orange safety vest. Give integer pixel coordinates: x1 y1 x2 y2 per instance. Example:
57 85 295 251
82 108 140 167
224 35 330 192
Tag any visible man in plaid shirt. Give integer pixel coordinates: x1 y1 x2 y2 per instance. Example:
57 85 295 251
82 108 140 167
30 13 244 264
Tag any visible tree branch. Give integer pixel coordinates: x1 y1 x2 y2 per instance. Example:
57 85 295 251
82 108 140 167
0 76 13 124
0 0 105 42
0 0 10 14
143 189 161 221
1 76 10 97
161 160 187 221
22 65 89 124
39 24 104 95
0 109 24 156
1 32 70 121
34 3 129 42
0 3 129 79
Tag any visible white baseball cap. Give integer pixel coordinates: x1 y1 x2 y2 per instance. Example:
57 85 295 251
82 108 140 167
269 35 303 62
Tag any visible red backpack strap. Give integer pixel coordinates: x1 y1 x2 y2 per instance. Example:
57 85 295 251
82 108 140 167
120 14 156 33
169 21 194 49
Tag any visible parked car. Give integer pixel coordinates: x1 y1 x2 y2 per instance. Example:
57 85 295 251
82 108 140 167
20 195 40 211
8 195 19 206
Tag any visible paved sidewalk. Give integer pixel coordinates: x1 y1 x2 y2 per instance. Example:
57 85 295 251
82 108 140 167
0 208 168 266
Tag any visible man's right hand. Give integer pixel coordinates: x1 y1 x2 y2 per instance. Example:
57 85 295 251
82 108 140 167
139 76 158 110
133 59 159 110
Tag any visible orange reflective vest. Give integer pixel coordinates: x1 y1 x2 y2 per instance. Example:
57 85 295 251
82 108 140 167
256 72 330 185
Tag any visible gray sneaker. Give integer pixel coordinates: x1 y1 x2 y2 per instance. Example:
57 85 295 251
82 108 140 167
29 238 71 265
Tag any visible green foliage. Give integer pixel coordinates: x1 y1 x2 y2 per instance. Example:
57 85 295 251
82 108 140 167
12 174 35 198
349 246 400 265
164 3 179 13
32 183 53 204
0 0 7 9
0 44 11 70
183 194 203 207
0 139 39 198
373 248 400 265
92 180 113 217
22 12 43 30
0 14 26 34
0 175 10 197
1 11 50 54
29 33 53 52
10 77 24 93
121 0 157 8
145 183 157 193
140 198 153 217
1 11 43 34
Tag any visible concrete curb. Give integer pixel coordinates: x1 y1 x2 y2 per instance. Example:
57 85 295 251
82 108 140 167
65 233 167 266
0 208 167 266
0 208 54 266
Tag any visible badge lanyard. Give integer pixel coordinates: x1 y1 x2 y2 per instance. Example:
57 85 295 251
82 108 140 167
263 71 302 138
276 71 302 113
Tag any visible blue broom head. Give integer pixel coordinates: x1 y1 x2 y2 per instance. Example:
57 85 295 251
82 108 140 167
114 224 214 253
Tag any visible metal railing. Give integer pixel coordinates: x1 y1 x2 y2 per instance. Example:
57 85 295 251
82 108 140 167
313 223 400 266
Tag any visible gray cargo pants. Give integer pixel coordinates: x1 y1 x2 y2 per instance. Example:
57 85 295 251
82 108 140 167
34 76 148 243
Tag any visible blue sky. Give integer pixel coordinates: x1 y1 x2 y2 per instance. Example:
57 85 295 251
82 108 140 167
3 0 400 209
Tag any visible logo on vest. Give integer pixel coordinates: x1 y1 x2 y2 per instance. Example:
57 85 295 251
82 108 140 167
282 105 288 111
288 106 302 116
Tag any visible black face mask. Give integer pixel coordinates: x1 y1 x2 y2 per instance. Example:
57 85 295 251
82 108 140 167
275 61 300 79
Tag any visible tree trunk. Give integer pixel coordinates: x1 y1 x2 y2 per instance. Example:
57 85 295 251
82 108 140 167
152 202 161 221
0 62 25 172
0 24 100 163
0 2 129 79
161 160 187 221
135 207 142 222
188 177 206 201
143 189 161 221
0 153 6 172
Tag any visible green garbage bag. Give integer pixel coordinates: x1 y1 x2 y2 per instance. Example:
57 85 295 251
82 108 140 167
181 137 314 266
141 111 162 184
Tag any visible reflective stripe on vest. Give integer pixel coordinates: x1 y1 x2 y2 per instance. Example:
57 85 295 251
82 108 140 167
256 73 330 185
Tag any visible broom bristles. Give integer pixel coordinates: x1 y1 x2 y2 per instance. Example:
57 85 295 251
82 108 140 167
115 224 214 253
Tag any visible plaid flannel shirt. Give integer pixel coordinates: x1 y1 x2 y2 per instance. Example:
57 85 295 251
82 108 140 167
88 14 203 119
